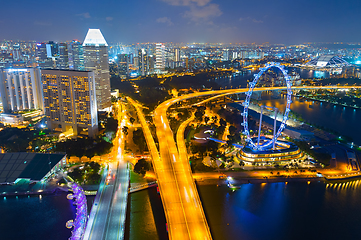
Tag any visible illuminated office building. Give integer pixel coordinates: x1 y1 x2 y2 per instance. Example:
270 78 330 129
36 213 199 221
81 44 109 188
41 69 98 138
57 43 69 69
12 43 21 61
36 42 53 68
0 68 43 113
222 49 230 61
68 40 84 71
46 41 59 58
83 29 111 111
155 43 165 71
117 54 129 78
174 48 180 62
138 48 148 76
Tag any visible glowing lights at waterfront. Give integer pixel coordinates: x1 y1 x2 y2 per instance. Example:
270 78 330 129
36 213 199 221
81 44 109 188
68 183 87 240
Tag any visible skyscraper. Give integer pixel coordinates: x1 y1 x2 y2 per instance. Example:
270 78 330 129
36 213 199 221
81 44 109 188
0 68 43 113
83 29 111 111
155 43 165 71
41 69 98 138
57 43 69 69
68 40 84 71
174 48 180 62
117 54 129 78
222 49 230 61
46 41 59 58
138 48 148 76
12 43 21 61
36 42 53 68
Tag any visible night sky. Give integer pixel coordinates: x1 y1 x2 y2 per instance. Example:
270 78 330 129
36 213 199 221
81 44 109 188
1 0 360 44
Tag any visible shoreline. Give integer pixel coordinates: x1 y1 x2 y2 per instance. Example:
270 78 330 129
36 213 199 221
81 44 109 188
194 171 361 186
195 176 324 186
295 94 361 110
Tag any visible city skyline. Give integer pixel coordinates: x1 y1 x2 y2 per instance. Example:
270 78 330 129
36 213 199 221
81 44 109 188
1 0 361 44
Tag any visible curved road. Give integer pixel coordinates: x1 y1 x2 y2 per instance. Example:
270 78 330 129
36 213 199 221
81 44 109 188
132 85 360 240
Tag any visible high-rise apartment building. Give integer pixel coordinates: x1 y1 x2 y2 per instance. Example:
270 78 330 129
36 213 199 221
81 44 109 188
68 40 84 71
0 68 43 113
83 29 111 111
222 49 230 61
175 48 180 62
57 43 69 69
36 43 53 68
155 43 165 71
46 41 59 58
232 51 238 60
41 69 98 138
117 54 129 78
138 48 148 76
148 55 155 73
12 43 21 61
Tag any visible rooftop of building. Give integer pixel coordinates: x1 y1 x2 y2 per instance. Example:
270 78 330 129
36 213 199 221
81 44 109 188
83 29 108 47
40 68 92 73
0 152 65 183
305 55 351 68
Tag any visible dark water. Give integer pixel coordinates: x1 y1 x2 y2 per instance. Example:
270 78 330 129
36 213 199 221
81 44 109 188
0 192 94 240
259 92 361 144
125 188 167 240
199 181 361 240
0 193 75 240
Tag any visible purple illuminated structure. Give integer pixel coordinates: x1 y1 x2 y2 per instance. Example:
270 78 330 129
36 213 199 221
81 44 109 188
68 183 87 240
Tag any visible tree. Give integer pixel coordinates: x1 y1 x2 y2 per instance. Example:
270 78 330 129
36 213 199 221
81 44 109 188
68 168 84 183
74 146 85 161
105 117 118 139
133 158 150 175
133 129 146 153
87 172 101 184
122 126 129 135
204 116 210 125
130 117 135 125
219 118 227 127
194 106 206 121
229 125 237 136
85 149 95 160
86 161 101 173
212 116 218 124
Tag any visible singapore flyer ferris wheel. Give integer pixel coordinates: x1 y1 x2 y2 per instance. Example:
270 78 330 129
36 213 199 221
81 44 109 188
241 62 293 151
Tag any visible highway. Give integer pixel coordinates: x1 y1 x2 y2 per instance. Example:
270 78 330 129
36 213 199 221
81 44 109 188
83 162 117 240
104 161 129 240
129 85 360 240
83 101 129 240
129 98 196 240
154 100 212 240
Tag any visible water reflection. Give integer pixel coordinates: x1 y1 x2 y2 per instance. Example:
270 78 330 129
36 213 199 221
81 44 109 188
199 181 361 240
258 92 361 145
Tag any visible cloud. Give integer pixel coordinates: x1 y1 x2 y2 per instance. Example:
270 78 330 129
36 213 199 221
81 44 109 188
239 17 263 24
162 0 221 23
161 0 211 6
106 17 113 21
34 21 52 26
252 19 263 23
184 3 222 22
156 17 174 26
76 12 91 19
